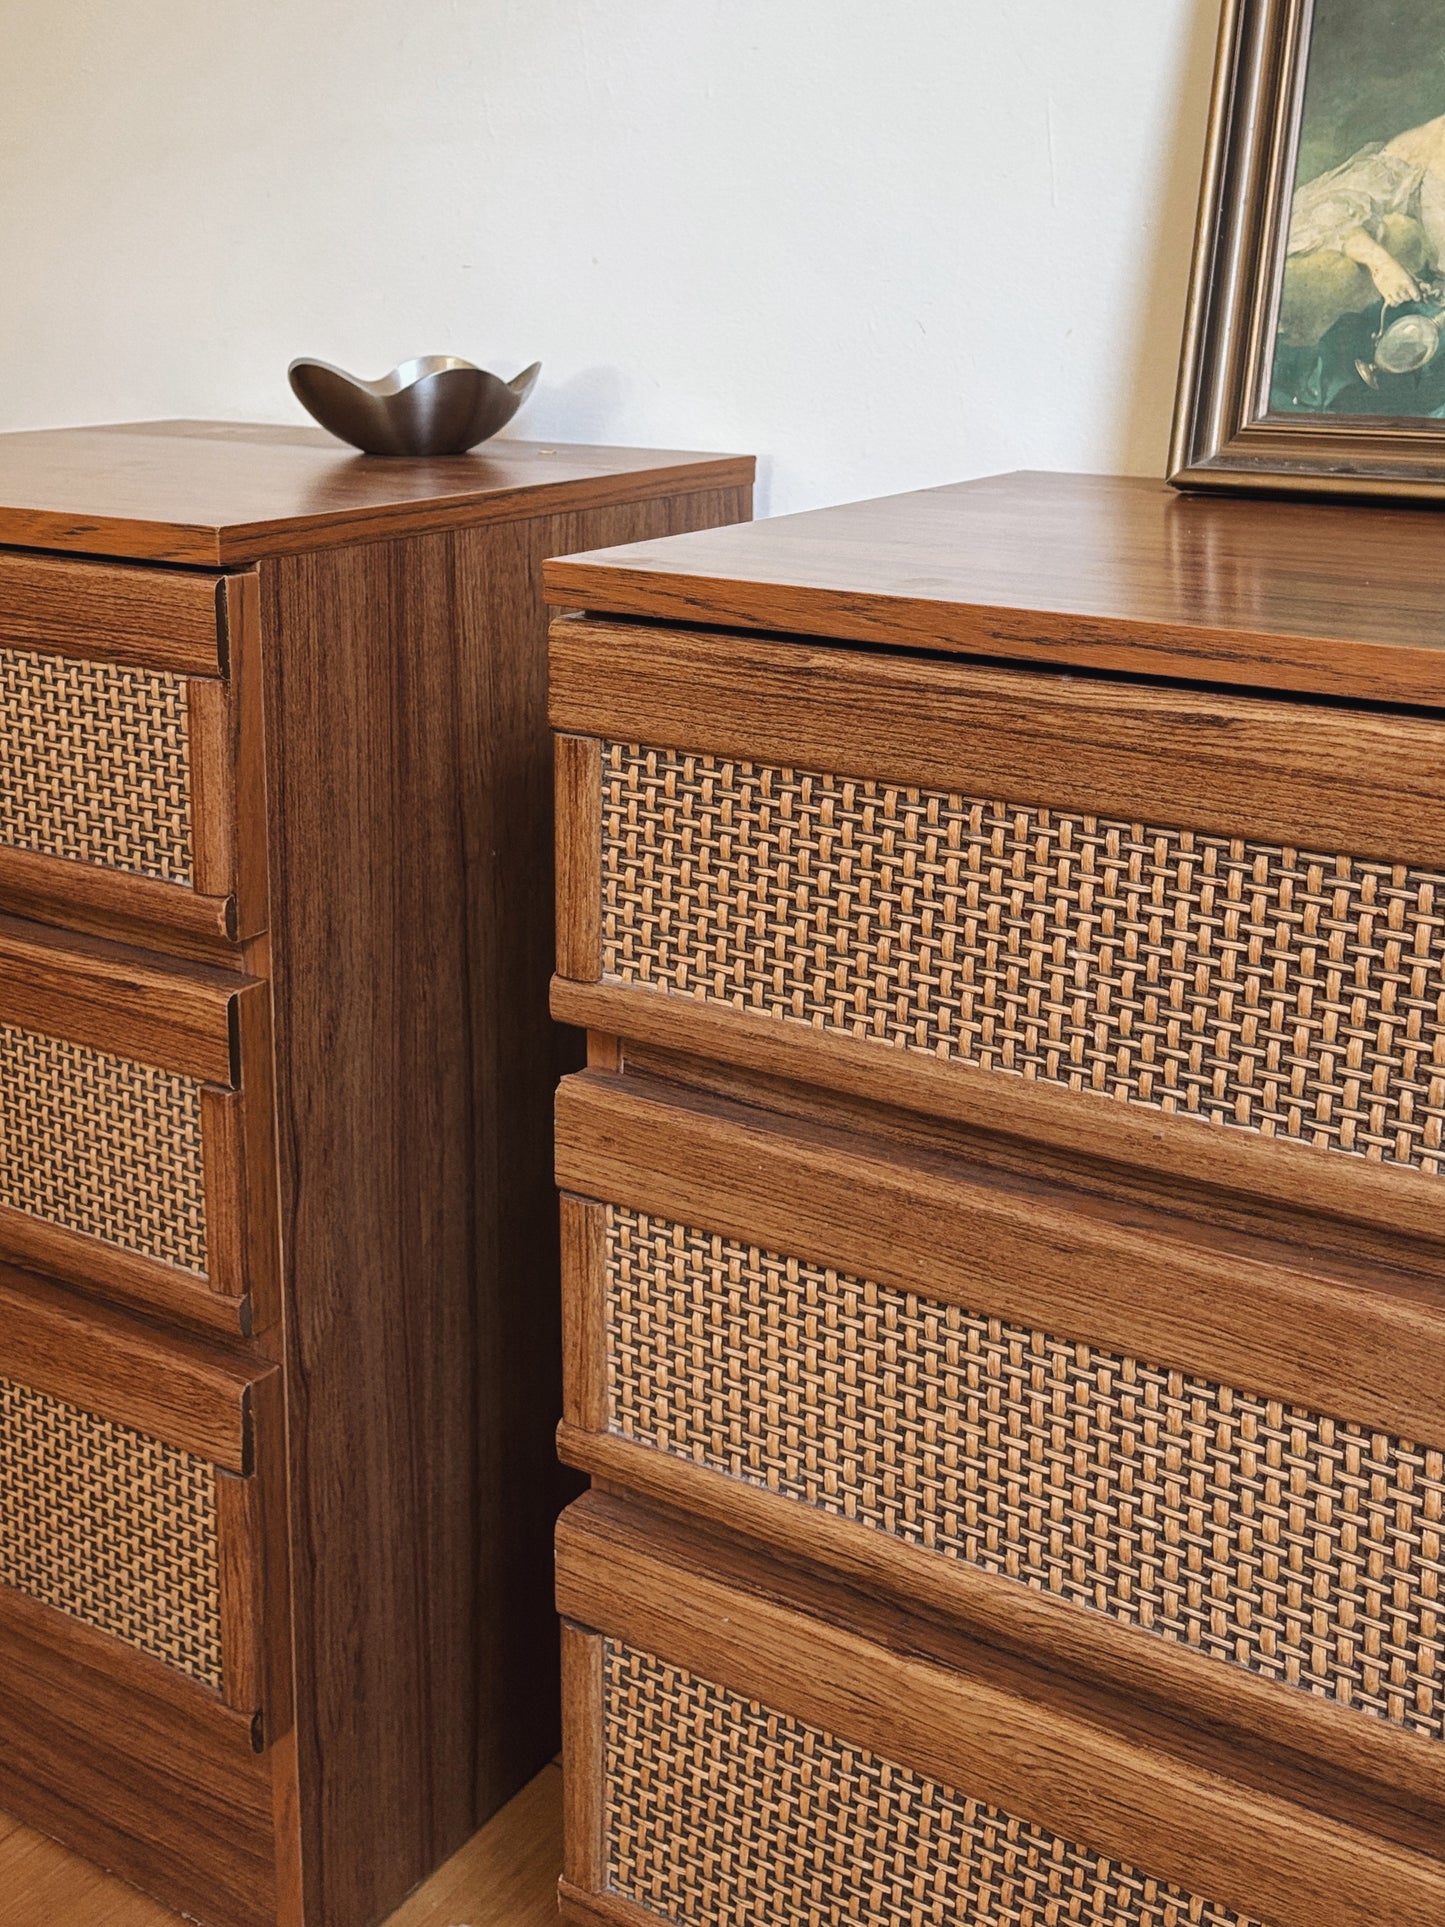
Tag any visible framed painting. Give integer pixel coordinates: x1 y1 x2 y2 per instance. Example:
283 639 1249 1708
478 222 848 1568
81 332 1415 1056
1173 0 1445 499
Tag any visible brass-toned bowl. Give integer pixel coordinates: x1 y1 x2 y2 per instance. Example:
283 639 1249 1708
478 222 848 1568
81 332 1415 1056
287 355 541 457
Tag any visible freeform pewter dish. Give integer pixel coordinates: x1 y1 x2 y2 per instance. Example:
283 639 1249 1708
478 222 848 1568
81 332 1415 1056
287 355 542 457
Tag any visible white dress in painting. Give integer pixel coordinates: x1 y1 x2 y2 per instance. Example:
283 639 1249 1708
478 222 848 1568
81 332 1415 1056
1279 115 1445 344
1288 146 1424 257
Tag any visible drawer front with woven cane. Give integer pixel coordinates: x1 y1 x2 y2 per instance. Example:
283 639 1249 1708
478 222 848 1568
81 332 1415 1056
598 1641 1261 1927
556 1068 1445 1816
0 1371 225 1684
0 1261 287 1927
546 474 1445 1927
0 551 263 959
556 1492 1445 1927
550 616 1445 1244
0 915 278 1335
0 1258 286 1716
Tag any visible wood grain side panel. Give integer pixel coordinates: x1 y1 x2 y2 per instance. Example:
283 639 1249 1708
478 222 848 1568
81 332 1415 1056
0 1585 272 1927
548 617 1445 869
586 1032 623 1073
460 486 750 1832
263 529 479 1927
560 1424 1445 1833
551 977 1444 1247
557 1495 1445 1927
249 1370 295 1749
260 481 750 1927
555 1070 1445 1444
0 1262 260 1468
236 978 283 1337
0 552 225 674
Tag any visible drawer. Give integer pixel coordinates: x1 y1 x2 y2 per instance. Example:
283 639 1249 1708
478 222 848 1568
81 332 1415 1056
550 617 1445 1245
0 1264 284 1927
558 1492 1445 1927
0 551 264 958
557 1069 1445 1820
0 1259 286 1726
0 914 278 1335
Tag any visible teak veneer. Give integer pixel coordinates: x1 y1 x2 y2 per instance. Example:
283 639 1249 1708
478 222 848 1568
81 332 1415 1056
0 420 753 1927
547 471 1445 1927
0 420 752 566
542 467 1445 705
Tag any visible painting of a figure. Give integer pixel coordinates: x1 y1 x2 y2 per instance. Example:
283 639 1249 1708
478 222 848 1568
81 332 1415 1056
1272 0 1445 417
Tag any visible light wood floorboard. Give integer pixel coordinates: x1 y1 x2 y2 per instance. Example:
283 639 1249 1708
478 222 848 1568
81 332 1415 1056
0 1764 562 1927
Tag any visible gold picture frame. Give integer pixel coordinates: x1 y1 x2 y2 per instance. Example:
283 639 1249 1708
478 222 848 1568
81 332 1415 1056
1172 0 1445 501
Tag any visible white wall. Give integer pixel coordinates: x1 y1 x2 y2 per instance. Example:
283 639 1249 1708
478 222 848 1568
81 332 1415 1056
0 1 1220 517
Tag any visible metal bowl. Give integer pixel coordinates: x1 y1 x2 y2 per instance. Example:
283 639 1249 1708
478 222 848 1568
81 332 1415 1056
287 355 541 457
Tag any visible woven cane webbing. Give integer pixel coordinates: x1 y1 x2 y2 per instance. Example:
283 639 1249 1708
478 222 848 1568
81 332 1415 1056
0 647 194 885
0 1023 208 1274
0 1374 222 1686
600 745 1445 1176
606 1207 1445 1742
604 1640 1264 1927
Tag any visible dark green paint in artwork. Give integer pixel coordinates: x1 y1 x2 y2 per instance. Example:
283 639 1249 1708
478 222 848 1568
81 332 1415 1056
1295 0 1445 184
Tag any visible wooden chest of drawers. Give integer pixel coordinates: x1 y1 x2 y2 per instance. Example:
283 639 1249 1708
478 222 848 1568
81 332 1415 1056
0 421 753 1927
547 472 1445 1927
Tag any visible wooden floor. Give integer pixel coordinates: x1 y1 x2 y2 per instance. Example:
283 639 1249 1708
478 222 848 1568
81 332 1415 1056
0 1764 562 1927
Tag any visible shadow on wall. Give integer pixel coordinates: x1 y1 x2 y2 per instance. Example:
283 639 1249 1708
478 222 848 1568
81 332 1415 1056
516 362 773 510
526 365 633 446
1119 0 1222 474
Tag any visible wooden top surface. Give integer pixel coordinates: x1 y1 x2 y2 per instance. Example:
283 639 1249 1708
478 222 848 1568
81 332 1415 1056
543 470 1445 707
0 421 755 567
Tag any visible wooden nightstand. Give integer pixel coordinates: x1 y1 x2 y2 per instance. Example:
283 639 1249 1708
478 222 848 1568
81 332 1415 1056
548 472 1445 1927
0 420 753 1927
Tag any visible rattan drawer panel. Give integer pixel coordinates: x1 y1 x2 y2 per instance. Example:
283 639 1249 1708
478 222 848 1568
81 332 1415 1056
602 1203 1445 1745
0 1019 208 1275
0 647 194 885
599 1637 1264 1927
598 743 1445 1180
0 1372 221 1687
0 562 256 959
